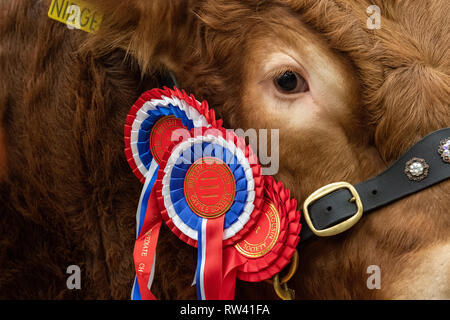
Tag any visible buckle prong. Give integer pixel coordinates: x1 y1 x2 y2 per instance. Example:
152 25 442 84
303 182 363 237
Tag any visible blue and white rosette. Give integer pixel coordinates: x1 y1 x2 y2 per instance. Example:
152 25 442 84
155 127 264 299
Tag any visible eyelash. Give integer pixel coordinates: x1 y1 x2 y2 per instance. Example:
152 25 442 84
266 66 300 81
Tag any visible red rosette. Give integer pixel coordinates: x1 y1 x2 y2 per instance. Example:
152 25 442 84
235 175 301 282
154 127 264 248
124 86 223 183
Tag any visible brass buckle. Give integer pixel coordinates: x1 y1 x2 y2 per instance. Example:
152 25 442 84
303 182 363 237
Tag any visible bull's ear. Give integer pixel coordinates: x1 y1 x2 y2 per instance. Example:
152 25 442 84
83 0 197 75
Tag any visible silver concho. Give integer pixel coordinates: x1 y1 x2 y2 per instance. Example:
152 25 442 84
438 138 450 163
404 158 429 182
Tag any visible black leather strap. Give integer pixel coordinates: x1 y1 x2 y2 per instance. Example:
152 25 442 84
157 69 179 89
299 128 450 243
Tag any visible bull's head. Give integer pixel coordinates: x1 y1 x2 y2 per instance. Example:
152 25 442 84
88 0 449 299
0 0 448 299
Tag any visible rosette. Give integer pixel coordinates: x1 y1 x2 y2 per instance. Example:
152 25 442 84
221 175 301 298
235 175 301 282
154 127 264 299
124 87 221 300
124 87 221 183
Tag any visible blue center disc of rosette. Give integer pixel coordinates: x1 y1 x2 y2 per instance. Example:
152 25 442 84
168 142 248 230
136 104 195 169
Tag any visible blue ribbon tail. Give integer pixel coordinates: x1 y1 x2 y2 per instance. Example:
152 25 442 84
131 277 142 300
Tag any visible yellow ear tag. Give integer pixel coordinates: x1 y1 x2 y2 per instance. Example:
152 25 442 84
48 0 103 33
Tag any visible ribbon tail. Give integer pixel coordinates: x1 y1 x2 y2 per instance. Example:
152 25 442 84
131 277 141 300
196 215 225 300
221 247 247 299
221 269 237 300
133 187 162 300
131 162 158 300
136 161 158 237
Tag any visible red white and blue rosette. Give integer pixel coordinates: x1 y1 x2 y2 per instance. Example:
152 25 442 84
154 127 264 299
124 87 221 300
124 87 221 184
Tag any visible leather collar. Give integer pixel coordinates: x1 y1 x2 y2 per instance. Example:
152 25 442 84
299 127 450 243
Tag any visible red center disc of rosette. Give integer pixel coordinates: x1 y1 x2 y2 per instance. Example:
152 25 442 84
235 200 281 258
184 157 236 219
150 115 186 165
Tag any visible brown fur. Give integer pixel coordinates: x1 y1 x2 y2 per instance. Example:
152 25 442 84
0 0 449 299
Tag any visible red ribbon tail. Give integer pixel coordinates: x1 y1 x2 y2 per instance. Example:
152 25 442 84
133 188 162 300
201 215 225 300
221 247 247 299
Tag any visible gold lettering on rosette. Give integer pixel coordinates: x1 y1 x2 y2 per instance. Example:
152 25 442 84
141 229 153 257
150 116 186 164
235 202 281 258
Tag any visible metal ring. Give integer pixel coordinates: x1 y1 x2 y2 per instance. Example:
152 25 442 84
265 250 299 285
280 250 299 284
273 274 295 300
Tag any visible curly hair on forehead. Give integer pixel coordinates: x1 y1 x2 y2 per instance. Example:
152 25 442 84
178 0 450 160
284 0 450 161
81 0 379 128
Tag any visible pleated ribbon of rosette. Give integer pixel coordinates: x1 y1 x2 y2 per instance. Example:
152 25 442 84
124 87 221 300
228 176 301 288
154 127 264 299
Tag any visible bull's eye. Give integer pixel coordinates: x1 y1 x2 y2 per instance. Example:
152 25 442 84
274 70 309 94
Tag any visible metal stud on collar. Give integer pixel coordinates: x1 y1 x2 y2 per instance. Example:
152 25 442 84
438 138 450 163
404 157 429 181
